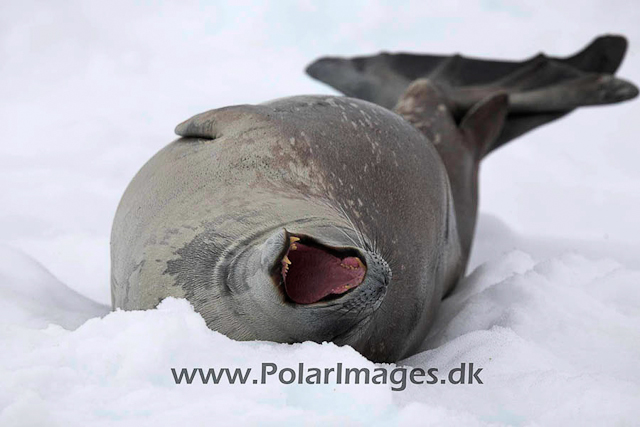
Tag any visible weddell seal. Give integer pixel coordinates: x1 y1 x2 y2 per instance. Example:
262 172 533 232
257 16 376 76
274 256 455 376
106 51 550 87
111 35 637 362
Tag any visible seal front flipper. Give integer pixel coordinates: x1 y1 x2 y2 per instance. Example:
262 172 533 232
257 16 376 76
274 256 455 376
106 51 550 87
395 78 508 261
175 105 267 140
307 34 638 153
458 93 509 160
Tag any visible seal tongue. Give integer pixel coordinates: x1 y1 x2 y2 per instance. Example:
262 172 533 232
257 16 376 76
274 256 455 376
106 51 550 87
283 242 365 304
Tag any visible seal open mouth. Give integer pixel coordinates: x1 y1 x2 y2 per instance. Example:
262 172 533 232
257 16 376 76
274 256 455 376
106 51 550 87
280 234 366 304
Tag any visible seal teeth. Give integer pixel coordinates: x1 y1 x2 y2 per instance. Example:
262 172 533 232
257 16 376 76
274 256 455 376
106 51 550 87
289 236 300 251
340 257 365 271
280 238 296 282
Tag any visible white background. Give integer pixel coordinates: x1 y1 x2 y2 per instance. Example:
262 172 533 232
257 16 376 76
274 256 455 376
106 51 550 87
1 0 639 303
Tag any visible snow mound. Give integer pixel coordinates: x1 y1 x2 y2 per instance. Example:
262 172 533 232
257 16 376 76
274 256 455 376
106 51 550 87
0 246 109 329
1 247 638 426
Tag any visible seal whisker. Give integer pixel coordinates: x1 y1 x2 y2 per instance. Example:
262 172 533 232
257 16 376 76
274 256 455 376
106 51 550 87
330 224 361 248
336 203 367 250
317 197 372 253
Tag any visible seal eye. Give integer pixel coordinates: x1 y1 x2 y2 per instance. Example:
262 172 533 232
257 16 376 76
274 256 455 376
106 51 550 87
280 235 366 304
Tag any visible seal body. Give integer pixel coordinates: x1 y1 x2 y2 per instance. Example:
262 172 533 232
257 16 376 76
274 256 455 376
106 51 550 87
111 95 463 362
112 36 637 362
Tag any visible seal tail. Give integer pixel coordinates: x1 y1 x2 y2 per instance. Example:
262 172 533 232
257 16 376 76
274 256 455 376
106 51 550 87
306 35 638 156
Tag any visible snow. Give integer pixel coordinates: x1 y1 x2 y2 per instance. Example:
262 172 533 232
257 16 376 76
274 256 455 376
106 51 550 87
1 1 639 425
2 246 638 426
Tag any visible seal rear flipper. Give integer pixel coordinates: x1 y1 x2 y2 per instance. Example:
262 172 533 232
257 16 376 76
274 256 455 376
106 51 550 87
307 35 638 153
564 35 628 74
306 35 630 108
